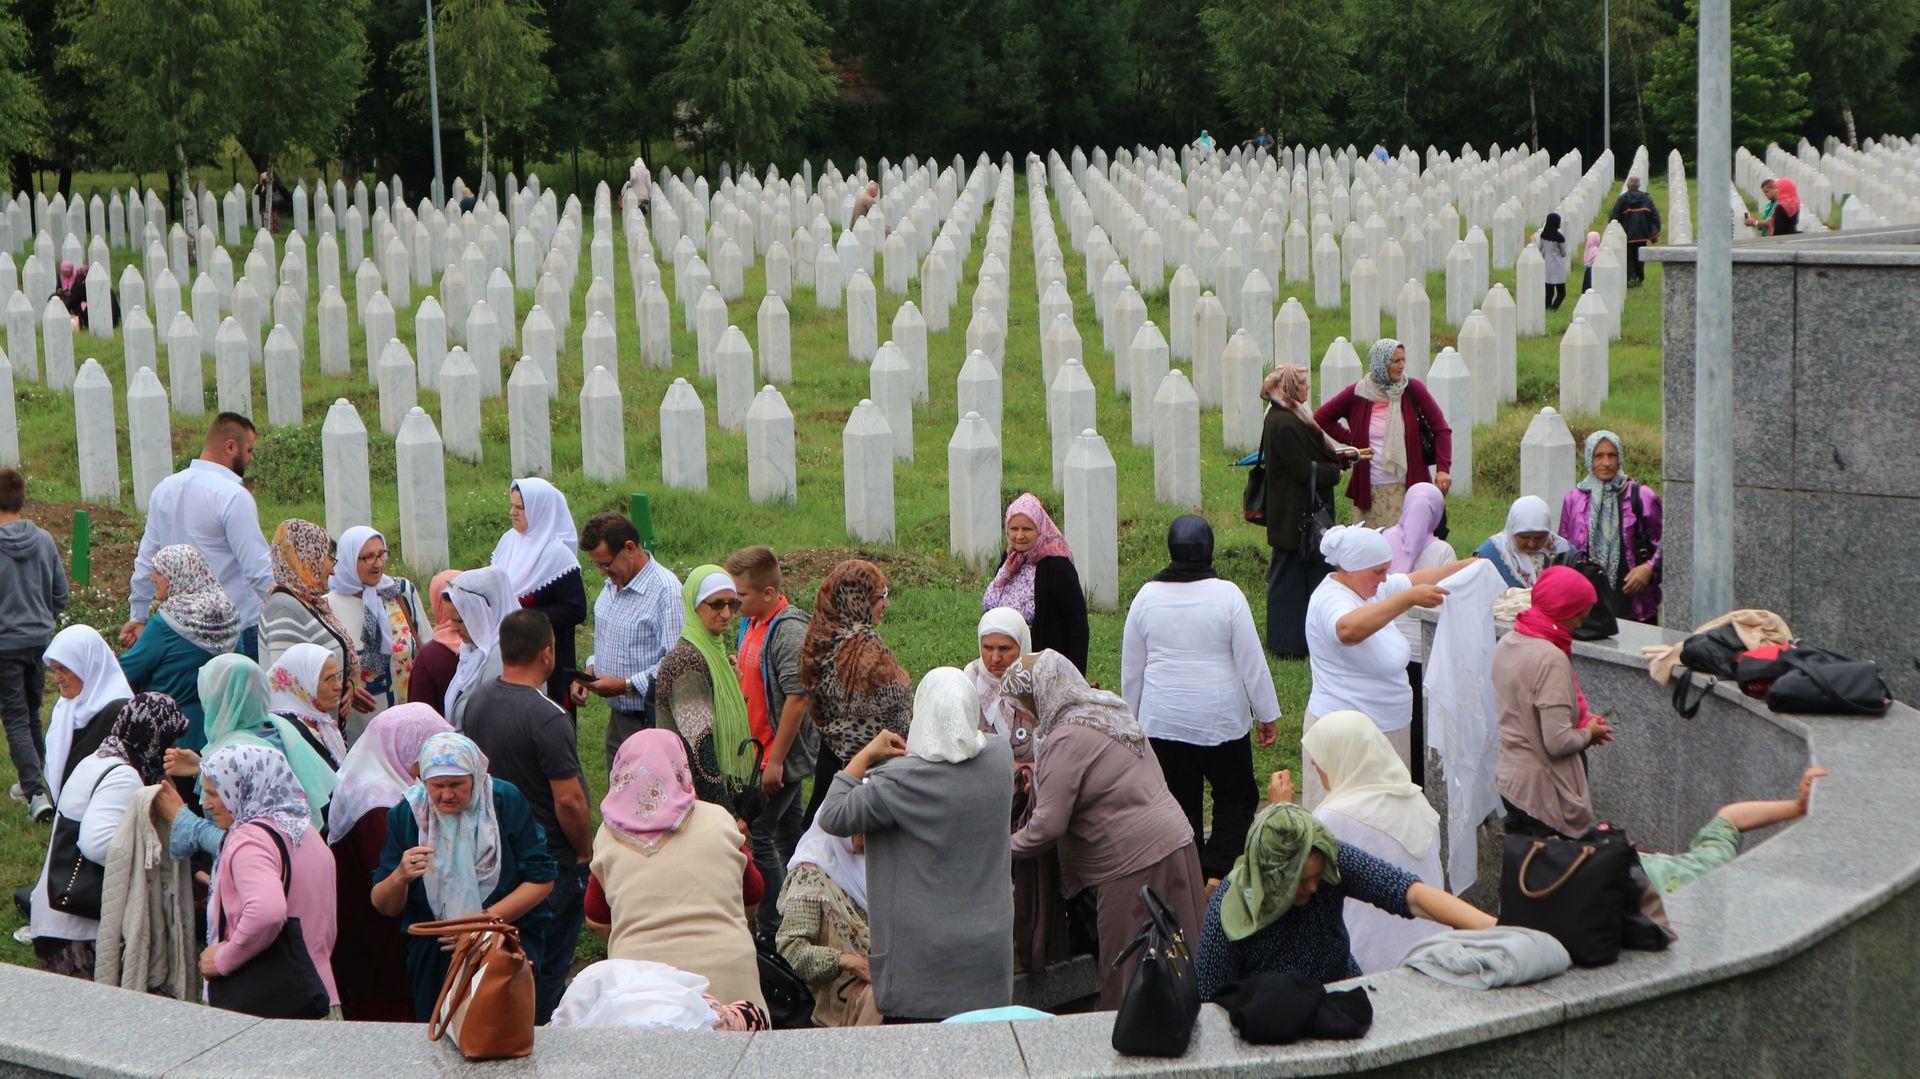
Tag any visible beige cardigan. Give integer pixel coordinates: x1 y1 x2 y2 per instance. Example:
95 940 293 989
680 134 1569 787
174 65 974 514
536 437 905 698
1493 633 1597 838
94 786 199 1000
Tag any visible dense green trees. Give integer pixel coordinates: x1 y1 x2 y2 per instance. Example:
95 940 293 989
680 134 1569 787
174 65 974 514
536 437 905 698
7 0 1917 194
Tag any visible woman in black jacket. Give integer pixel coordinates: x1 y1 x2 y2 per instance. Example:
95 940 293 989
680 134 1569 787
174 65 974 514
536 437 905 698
982 493 1089 672
1260 364 1353 658
488 478 589 706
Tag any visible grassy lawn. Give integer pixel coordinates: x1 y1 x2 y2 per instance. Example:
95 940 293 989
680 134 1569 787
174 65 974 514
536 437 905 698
0 170 1670 968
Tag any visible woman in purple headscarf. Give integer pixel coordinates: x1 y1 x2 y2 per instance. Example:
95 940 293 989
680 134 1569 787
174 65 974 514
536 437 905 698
1381 483 1456 784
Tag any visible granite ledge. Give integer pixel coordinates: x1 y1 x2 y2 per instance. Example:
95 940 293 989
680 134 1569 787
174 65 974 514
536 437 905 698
1645 225 1920 266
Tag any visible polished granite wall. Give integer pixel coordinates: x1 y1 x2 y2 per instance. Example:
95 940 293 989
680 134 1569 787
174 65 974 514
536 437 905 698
1648 230 1920 702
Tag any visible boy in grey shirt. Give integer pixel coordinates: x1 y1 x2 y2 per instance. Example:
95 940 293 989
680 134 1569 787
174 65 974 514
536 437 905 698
0 469 70 820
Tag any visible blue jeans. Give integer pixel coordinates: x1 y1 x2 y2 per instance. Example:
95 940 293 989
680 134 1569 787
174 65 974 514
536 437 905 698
748 779 806 938
527 860 590 1024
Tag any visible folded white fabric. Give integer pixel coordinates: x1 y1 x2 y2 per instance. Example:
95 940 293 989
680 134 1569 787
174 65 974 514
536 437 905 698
1401 927 1572 989
550 959 720 1030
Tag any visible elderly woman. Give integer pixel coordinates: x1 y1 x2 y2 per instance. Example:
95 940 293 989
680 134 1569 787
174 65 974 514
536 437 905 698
1260 362 1348 658
1384 483 1457 783
1495 566 1615 839
983 494 1088 672
1313 338 1453 527
967 607 1029 740
589 729 765 1010
440 566 519 728
266 643 348 765
1303 526 1473 806
41 625 133 804
817 668 1015 1023
326 526 428 743
1303 711 1446 973
29 693 183 977
652 566 754 811
1558 430 1663 624
1122 515 1280 885
799 560 913 824
326 703 452 1021
262 519 372 718
198 744 339 1018
1004 651 1205 1009
406 569 465 717
776 822 877 1027
1194 799 1494 999
373 732 557 1021
489 478 587 705
118 544 238 751
1475 495 1571 590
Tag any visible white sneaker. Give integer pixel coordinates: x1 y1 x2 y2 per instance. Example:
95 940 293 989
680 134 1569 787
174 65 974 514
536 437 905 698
29 794 53 823
11 925 30 945
7 784 22 805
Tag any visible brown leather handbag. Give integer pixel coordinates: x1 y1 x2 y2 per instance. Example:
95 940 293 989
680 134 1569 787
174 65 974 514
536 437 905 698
408 915 535 1060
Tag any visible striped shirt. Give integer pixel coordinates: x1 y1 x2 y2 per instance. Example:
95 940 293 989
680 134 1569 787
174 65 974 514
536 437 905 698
585 554 683 711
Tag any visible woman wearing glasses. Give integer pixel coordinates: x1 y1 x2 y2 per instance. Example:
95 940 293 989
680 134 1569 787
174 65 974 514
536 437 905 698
653 565 758 812
326 527 428 743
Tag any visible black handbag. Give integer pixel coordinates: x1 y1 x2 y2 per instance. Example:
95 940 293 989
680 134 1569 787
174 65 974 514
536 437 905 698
1416 405 1438 468
754 932 816 1029
45 764 124 920
1549 551 1619 642
1670 622 1750 718
1498 828 1648 967
1110 886 1199 1058
1300 462 1333 558
1241 457 1266 524
1765 647 1891 717
207 823 331 1019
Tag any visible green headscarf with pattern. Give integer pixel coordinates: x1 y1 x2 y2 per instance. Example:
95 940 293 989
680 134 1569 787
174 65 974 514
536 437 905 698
1221 802 1342 941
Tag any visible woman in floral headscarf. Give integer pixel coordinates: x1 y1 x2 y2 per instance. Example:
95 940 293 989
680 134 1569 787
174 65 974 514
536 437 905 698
266 643 348 765
120 544 239 750
373 731 556 1021
982 494 1088 671
326 526 428 743
588 729 764 1010
798 559 912 824
1314 338 1453 528
262 519 373 720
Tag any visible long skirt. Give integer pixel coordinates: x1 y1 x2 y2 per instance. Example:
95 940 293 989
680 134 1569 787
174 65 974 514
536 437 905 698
1266 547 1327 659
1093 843 1206 1010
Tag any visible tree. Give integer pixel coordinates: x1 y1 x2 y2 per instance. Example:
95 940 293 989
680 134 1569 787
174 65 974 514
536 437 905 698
62 0 251 208
1199 0 1351 148
1649 0 1811 155
1771 0 1920 147
401 0 552 183
0 10 46 167
1469 0 1596 149
1606 0 1678 152
1344 0 1475 152
667 0 836 165
235 0 370 177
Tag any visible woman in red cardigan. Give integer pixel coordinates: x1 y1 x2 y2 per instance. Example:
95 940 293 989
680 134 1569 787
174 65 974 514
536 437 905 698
1313 338 1453 527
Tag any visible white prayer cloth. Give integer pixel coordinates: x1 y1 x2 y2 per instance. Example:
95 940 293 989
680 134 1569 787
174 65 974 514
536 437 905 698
1421 558 1507 893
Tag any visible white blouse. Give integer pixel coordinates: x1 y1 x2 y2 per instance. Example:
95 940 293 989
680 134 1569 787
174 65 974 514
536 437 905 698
31 753 142 942
1306 573 1414 730
1121 578 1282 746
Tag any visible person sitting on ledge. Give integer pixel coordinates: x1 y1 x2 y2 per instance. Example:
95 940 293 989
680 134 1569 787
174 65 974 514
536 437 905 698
1195 775 1494 1000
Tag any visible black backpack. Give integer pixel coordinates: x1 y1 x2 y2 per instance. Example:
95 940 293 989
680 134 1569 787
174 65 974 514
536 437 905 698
1549 551 1619 641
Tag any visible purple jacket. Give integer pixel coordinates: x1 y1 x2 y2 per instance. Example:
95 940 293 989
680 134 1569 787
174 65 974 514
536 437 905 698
1558 482 1664 623
1312 379 1453 510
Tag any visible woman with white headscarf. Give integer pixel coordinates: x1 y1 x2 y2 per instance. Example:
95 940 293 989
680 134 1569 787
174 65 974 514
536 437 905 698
265 642 349 765
776 820 877 1026
1314 338 1453 527
1304 526 1474 806
967 607 1030 740
1303 710 1446 973
41 625 134 805
1475 495 1573 590
440 566 519 728
372 731 556 1020
326 526 427 743
1002 650 1205 1011
488 478 587 705
816 667 1015 1022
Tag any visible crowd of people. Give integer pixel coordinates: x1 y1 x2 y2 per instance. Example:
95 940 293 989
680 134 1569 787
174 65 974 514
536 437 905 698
0 388 1815 1034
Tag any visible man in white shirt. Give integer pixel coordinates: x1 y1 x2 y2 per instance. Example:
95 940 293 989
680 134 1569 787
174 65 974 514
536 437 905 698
571 512 683 767
119 413 274 658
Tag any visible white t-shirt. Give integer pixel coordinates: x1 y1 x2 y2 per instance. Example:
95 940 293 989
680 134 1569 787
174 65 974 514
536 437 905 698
1306 573 1414 730
1121 578 1282 746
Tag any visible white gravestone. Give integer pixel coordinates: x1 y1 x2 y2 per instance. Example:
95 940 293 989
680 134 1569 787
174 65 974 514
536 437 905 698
0 353 16 467
1484 283 1518 404
1152 368 1201 509
658 377 707 490
1220 328 1265 452
1349 257 1379 346
122 304 155 384
948 410 1003 568
1520 406 1576 509
376 339 418 436
1426 347 1474 497
581 366 628 481
842 399 895 543
1515 243 1546 336
415 296 448 390
846 270 878 363
1558 317 1607 416
321 399 372 537
696 286 727 379
465 299 502 397
1048 360 1096 491
507 359 552 478
1457 310 1498 426
395 407 449 573
746 385 798 504
264 324 303 427
716 325 756 432
957 348 1003 438
317 286 350 376
1192 291 1227 410
1063 429 1119 608
892 301 928 402
1318 335 1362 408
868 341 915 459
758 293 791 384
73 359 119 501
127 367 170 512
165 311 202 414
640 281 673 371
1129 321 1170 446
1394 279 1430 380
41 296 73 390
439 347 482 463
213 317 251 415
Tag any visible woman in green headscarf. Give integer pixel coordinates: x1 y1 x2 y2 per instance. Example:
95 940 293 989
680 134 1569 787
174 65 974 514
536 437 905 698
1193 777 1493 999
652 565 755 812
158 653 342 859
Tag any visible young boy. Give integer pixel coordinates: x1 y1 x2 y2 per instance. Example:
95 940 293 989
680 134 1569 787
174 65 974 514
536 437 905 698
725 545 814 937
0 469 70 822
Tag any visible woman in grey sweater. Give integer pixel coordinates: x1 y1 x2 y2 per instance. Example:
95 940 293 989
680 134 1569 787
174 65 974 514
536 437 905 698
817 667 1014 1022
1537 213 1569 310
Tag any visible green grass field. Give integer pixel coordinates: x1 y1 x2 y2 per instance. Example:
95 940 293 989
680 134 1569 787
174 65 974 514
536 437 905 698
0 171 1671 968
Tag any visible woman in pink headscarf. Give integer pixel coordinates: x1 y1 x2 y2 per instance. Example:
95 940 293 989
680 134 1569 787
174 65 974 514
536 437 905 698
1494 566 1615 840
326 702 453 1020
587 729 765 1009
1581 231 1602 294
1382 482 1455 784
982 493 1088 672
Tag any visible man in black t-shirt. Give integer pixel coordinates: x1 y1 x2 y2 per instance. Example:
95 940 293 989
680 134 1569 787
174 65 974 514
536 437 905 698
461 610 593 1025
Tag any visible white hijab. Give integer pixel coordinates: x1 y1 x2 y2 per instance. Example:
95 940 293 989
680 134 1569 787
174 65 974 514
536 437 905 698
784 820 869 912
328 525 398 654
1303 709 1439 859
906 666 986 763
1321 524 1394 572
442 566 519 725
1490 495 1564 588
968 607 1030 736
489 477 580 599
267 642 346 762
42 625 133 800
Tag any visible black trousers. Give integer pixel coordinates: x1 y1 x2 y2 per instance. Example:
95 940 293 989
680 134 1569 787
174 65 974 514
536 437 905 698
1150 735 1258 881
1266 547 1328 659
1625 242 1646 283
1545 282 1566 310
801 742 845 829
1406 661 1426 788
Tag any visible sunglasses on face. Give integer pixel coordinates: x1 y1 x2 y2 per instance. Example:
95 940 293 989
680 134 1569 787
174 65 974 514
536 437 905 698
703 597 743 613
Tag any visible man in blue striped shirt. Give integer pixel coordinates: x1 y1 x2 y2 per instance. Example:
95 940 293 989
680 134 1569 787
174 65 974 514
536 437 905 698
572 512 683 768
